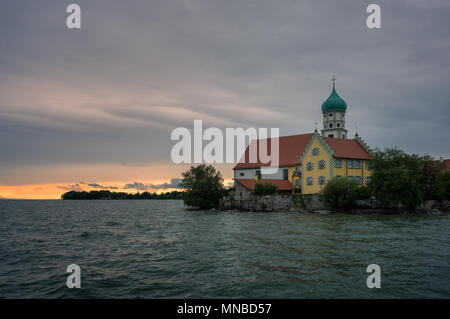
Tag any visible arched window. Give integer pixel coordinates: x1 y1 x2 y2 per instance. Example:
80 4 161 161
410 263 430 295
329 123 333 128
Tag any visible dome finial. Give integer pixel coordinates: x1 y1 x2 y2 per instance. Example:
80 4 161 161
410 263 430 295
321 75 347 113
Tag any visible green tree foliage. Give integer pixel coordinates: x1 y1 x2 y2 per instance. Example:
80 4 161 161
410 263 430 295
417 156 446 200
61 190 184 200
435 171 450 201
368 147 446 210
320 177 359 210
353 184 373 200
371 167 422 211
180 164 224 209
253 182 278 196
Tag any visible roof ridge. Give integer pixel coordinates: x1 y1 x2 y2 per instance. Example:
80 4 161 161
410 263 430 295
249 132 314 142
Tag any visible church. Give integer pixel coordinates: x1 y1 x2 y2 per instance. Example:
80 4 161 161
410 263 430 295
233 76 373 195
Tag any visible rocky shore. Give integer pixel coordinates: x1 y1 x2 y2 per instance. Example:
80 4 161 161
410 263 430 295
219 194 450 214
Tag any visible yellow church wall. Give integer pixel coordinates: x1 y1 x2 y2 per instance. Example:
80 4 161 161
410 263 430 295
337 159 372 186
333 159 346 178
301 138 332 194
347 168 364 176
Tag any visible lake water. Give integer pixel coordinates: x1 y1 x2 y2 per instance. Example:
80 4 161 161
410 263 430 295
0 200 449 298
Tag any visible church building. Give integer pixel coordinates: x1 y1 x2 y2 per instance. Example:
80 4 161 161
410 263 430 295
233 77 373 195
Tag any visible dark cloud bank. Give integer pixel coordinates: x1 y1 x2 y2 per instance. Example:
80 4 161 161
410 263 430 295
0 0 449 184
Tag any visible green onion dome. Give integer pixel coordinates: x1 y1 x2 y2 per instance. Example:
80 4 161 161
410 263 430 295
321 85 347 113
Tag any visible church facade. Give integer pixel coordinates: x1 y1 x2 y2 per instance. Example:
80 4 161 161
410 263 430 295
233 78 373 195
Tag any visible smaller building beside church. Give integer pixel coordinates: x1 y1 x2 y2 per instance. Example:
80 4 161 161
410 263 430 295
233 77 373 196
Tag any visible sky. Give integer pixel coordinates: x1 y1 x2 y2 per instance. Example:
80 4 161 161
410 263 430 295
0 0 449 199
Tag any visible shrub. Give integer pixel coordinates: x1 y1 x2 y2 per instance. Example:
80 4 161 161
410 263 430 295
253 182 278 196
353 184 373 200
320 177 359 210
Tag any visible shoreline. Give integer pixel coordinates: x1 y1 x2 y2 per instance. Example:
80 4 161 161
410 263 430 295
219 195 450 214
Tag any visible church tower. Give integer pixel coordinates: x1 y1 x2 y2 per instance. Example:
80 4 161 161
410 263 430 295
320 75 348 139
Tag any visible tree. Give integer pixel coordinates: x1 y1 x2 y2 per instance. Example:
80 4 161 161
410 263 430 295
367 147 442 210
253 182 278 196
320 177 359 210
435 171 450 201
180 164 224 209
370 167 422 211
416 156 445 200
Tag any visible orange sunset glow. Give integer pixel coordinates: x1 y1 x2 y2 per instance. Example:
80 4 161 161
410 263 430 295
0 162 234 199
0 182 177 200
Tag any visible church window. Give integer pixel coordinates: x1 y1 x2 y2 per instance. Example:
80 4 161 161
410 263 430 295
328 134 334 137
318 176 326 185
306 162 314 170
337 123 340 128
329 123 333 128
329 114 333 117
318 160 326 169
347 160 363 169
306 177 313 185
312 148 319 156
334 159 343 168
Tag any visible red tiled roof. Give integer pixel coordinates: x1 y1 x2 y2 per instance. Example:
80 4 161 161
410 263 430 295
236 179 293 191
322 137 372 160
233 133 313 169
233 133 371 170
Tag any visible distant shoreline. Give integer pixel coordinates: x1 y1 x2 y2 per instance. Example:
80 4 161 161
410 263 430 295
60 190 184 200
61 198 184 200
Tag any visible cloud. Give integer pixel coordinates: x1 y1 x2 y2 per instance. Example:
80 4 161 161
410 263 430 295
1 0 450 186
87 183 118 190
122 178 182 191
150 178 182 189
57 184 84 191
123 182 150 191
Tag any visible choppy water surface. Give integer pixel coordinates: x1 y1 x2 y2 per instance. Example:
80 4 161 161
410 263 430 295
0 200 449 298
